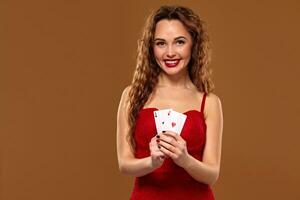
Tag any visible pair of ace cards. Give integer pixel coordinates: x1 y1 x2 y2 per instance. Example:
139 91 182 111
153 108 187 135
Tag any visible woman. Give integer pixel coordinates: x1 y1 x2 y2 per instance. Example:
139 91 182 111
117 5 223 200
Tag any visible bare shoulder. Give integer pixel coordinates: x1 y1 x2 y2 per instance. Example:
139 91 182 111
206 92 222 105
121 85 132 100
119 85 132 109
204 92 223 119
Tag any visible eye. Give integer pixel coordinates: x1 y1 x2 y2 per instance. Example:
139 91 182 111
155 41 165 46
176 40 185 45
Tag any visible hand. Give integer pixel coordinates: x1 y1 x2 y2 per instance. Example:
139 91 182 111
157 131 190 168
149 135 166 169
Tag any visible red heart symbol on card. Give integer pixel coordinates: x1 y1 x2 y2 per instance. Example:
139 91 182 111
171 122 176 127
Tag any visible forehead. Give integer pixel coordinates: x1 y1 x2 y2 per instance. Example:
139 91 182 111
154 19 191 39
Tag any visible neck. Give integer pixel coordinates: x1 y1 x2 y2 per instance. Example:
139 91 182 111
157 70 194 89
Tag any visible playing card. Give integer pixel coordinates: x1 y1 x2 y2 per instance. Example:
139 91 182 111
153 108 173 134
166 110 187 135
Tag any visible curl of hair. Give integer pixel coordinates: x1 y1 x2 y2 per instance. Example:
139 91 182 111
126 5 215 153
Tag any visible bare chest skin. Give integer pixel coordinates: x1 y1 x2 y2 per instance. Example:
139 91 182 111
143 86 204 113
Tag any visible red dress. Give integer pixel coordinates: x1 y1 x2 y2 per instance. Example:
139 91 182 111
130 93 215 200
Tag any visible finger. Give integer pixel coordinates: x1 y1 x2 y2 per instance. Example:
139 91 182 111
155 137 173 157
149 141 156 151
159 156 166 161
152 141 167 154
150 137 160 149
152 146 163 155
152 150 166 160
162 131 181 141
152 151 164 159
158 144 176 159
159 134 178 148
155 145 169 157
163 132 187 149
150 137 157 145
156 152 166 158
158 140 180 155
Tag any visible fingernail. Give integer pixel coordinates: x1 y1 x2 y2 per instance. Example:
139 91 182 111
156 139 160 143
156 135 160 138
158 145 161 148
162 131 166 133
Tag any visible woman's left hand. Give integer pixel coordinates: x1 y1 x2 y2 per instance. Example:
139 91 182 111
156 131 190 168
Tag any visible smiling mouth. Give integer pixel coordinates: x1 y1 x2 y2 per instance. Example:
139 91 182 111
164 59 180 68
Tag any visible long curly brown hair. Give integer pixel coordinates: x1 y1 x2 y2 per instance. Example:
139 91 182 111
126 5 215 153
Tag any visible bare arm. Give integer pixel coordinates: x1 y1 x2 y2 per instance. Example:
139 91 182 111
154 93 223 186
116 86 164 177
183 93 223 186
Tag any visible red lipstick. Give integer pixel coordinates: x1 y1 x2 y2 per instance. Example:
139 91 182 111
164 59 180 68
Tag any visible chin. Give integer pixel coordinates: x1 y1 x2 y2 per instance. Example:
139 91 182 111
161 64 186 75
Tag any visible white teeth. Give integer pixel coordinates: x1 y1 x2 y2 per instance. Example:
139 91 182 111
165 60 179 64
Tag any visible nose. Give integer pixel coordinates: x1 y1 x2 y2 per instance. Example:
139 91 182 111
166 45 176 58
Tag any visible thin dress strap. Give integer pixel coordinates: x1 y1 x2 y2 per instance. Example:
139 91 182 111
200 93 207 113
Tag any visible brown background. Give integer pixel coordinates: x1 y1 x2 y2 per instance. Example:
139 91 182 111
1 0 300 199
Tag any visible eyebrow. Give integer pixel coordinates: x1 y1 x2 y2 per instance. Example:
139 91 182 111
154 36 187 41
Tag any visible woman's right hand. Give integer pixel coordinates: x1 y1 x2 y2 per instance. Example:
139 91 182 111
149 135 167 169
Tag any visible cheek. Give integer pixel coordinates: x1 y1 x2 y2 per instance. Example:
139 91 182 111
181 46 192 58
153 47 164 59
